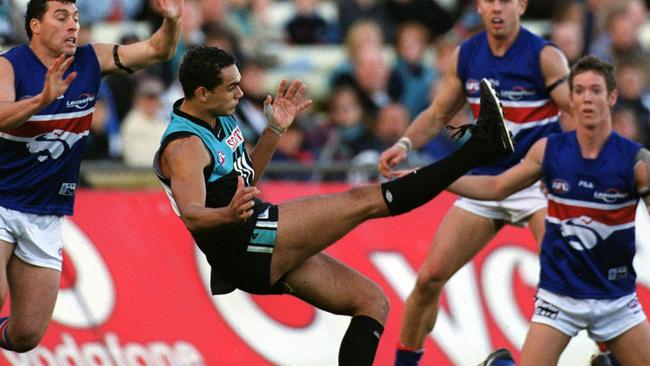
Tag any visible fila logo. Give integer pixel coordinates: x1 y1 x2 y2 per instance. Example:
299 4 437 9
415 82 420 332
578 180 594 189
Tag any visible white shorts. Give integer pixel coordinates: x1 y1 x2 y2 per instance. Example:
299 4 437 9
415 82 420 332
454 181 547 226
532 288 647 342
0 205 63 271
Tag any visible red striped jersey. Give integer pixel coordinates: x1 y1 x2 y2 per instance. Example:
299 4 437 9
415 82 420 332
0 44 100 215
458 27 563 175
540 131 641 299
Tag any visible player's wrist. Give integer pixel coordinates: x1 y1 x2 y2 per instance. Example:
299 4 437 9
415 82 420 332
267 121 286 136
395 137 413 153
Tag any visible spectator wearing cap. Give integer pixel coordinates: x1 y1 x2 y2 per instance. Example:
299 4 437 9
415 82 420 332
121 77 168 168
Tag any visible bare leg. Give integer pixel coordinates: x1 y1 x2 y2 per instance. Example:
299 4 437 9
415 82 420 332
519 322 571 366
284 252 389 323
527 209 547 244
284 252 389 366
5 256 60 352
0 241 13 310
271 185 388 283
399 206 498 348
606 321 650 366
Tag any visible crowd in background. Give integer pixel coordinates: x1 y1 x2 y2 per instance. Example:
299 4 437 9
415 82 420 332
2 0 650 183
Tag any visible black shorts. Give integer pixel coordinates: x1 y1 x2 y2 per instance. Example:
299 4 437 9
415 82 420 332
193 200 287 295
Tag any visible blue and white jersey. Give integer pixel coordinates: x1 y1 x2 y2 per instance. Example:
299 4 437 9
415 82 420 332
458 27 562 175
0 44 100 215
156 100 255 212
540 131 641 299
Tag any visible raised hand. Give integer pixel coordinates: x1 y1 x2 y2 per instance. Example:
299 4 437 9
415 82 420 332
227 176 259 223
264 80 313 131
153 0 184 21
40 55 76 106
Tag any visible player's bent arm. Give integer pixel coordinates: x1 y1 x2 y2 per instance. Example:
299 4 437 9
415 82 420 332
93 7 181 74
540 45 574 131
634 148 650 213
248 127 281 185
447 138 547 200
160 136 258 232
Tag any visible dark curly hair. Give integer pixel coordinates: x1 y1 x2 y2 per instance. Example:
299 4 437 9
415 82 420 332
179 46 237 99
569 55 617 94
24 0 77 40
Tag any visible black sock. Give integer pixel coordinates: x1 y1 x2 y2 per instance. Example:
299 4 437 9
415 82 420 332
339 315 384 366
381 138 492 215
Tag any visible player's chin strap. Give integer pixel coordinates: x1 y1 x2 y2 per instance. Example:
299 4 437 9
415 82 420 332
263 103 286 136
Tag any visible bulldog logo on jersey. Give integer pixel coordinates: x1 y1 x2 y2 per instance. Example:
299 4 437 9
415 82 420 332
559 215 616 251
27 129 85 162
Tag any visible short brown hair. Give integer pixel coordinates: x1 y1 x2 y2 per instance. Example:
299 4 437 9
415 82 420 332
569 55 617 93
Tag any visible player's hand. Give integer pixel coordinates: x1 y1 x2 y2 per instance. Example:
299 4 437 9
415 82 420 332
378 144 408 178
154 0 184 21
264 80 313 131
227 176 259 223
39 55 76 106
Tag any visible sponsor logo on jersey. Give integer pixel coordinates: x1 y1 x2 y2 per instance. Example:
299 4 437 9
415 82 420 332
593 189 628 203
66 93 96 110
500 86 535 101
578 180 594 189
59 183 77 196
551 179 570 194
225 127 244 152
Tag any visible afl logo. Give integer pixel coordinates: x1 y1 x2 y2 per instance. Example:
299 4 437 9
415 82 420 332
217 151 226 165
551 179 570 194
466 79 480 93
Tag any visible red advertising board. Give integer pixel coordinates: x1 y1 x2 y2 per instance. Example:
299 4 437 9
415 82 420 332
1 182 648 365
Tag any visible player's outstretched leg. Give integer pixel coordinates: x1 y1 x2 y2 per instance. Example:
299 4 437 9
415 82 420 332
381 79 514 215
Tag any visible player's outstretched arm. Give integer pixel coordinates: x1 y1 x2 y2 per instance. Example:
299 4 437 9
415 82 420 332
447 138 547 200
248 79 312 184
0 55 77 131
93 0 183 74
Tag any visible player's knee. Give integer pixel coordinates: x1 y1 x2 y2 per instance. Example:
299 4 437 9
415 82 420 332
414 267 448 296
9 328 46 352
345 186 385 218
355 283 390 323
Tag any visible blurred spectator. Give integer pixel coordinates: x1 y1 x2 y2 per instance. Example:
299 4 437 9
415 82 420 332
612 105 643 144
336 0 395 41
121 77 168 167
549 20 584 65
75 0 146 24
203 22 246 63
307 85 377 180
332 45 404 117
328 19 385 84
614 57 650 146
393 21 436 117
79 79 122 160
285 0 341 44
224 0 283 56
387 0 469 39
267 124 314 181
0 0 24 45
589 0 650 77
